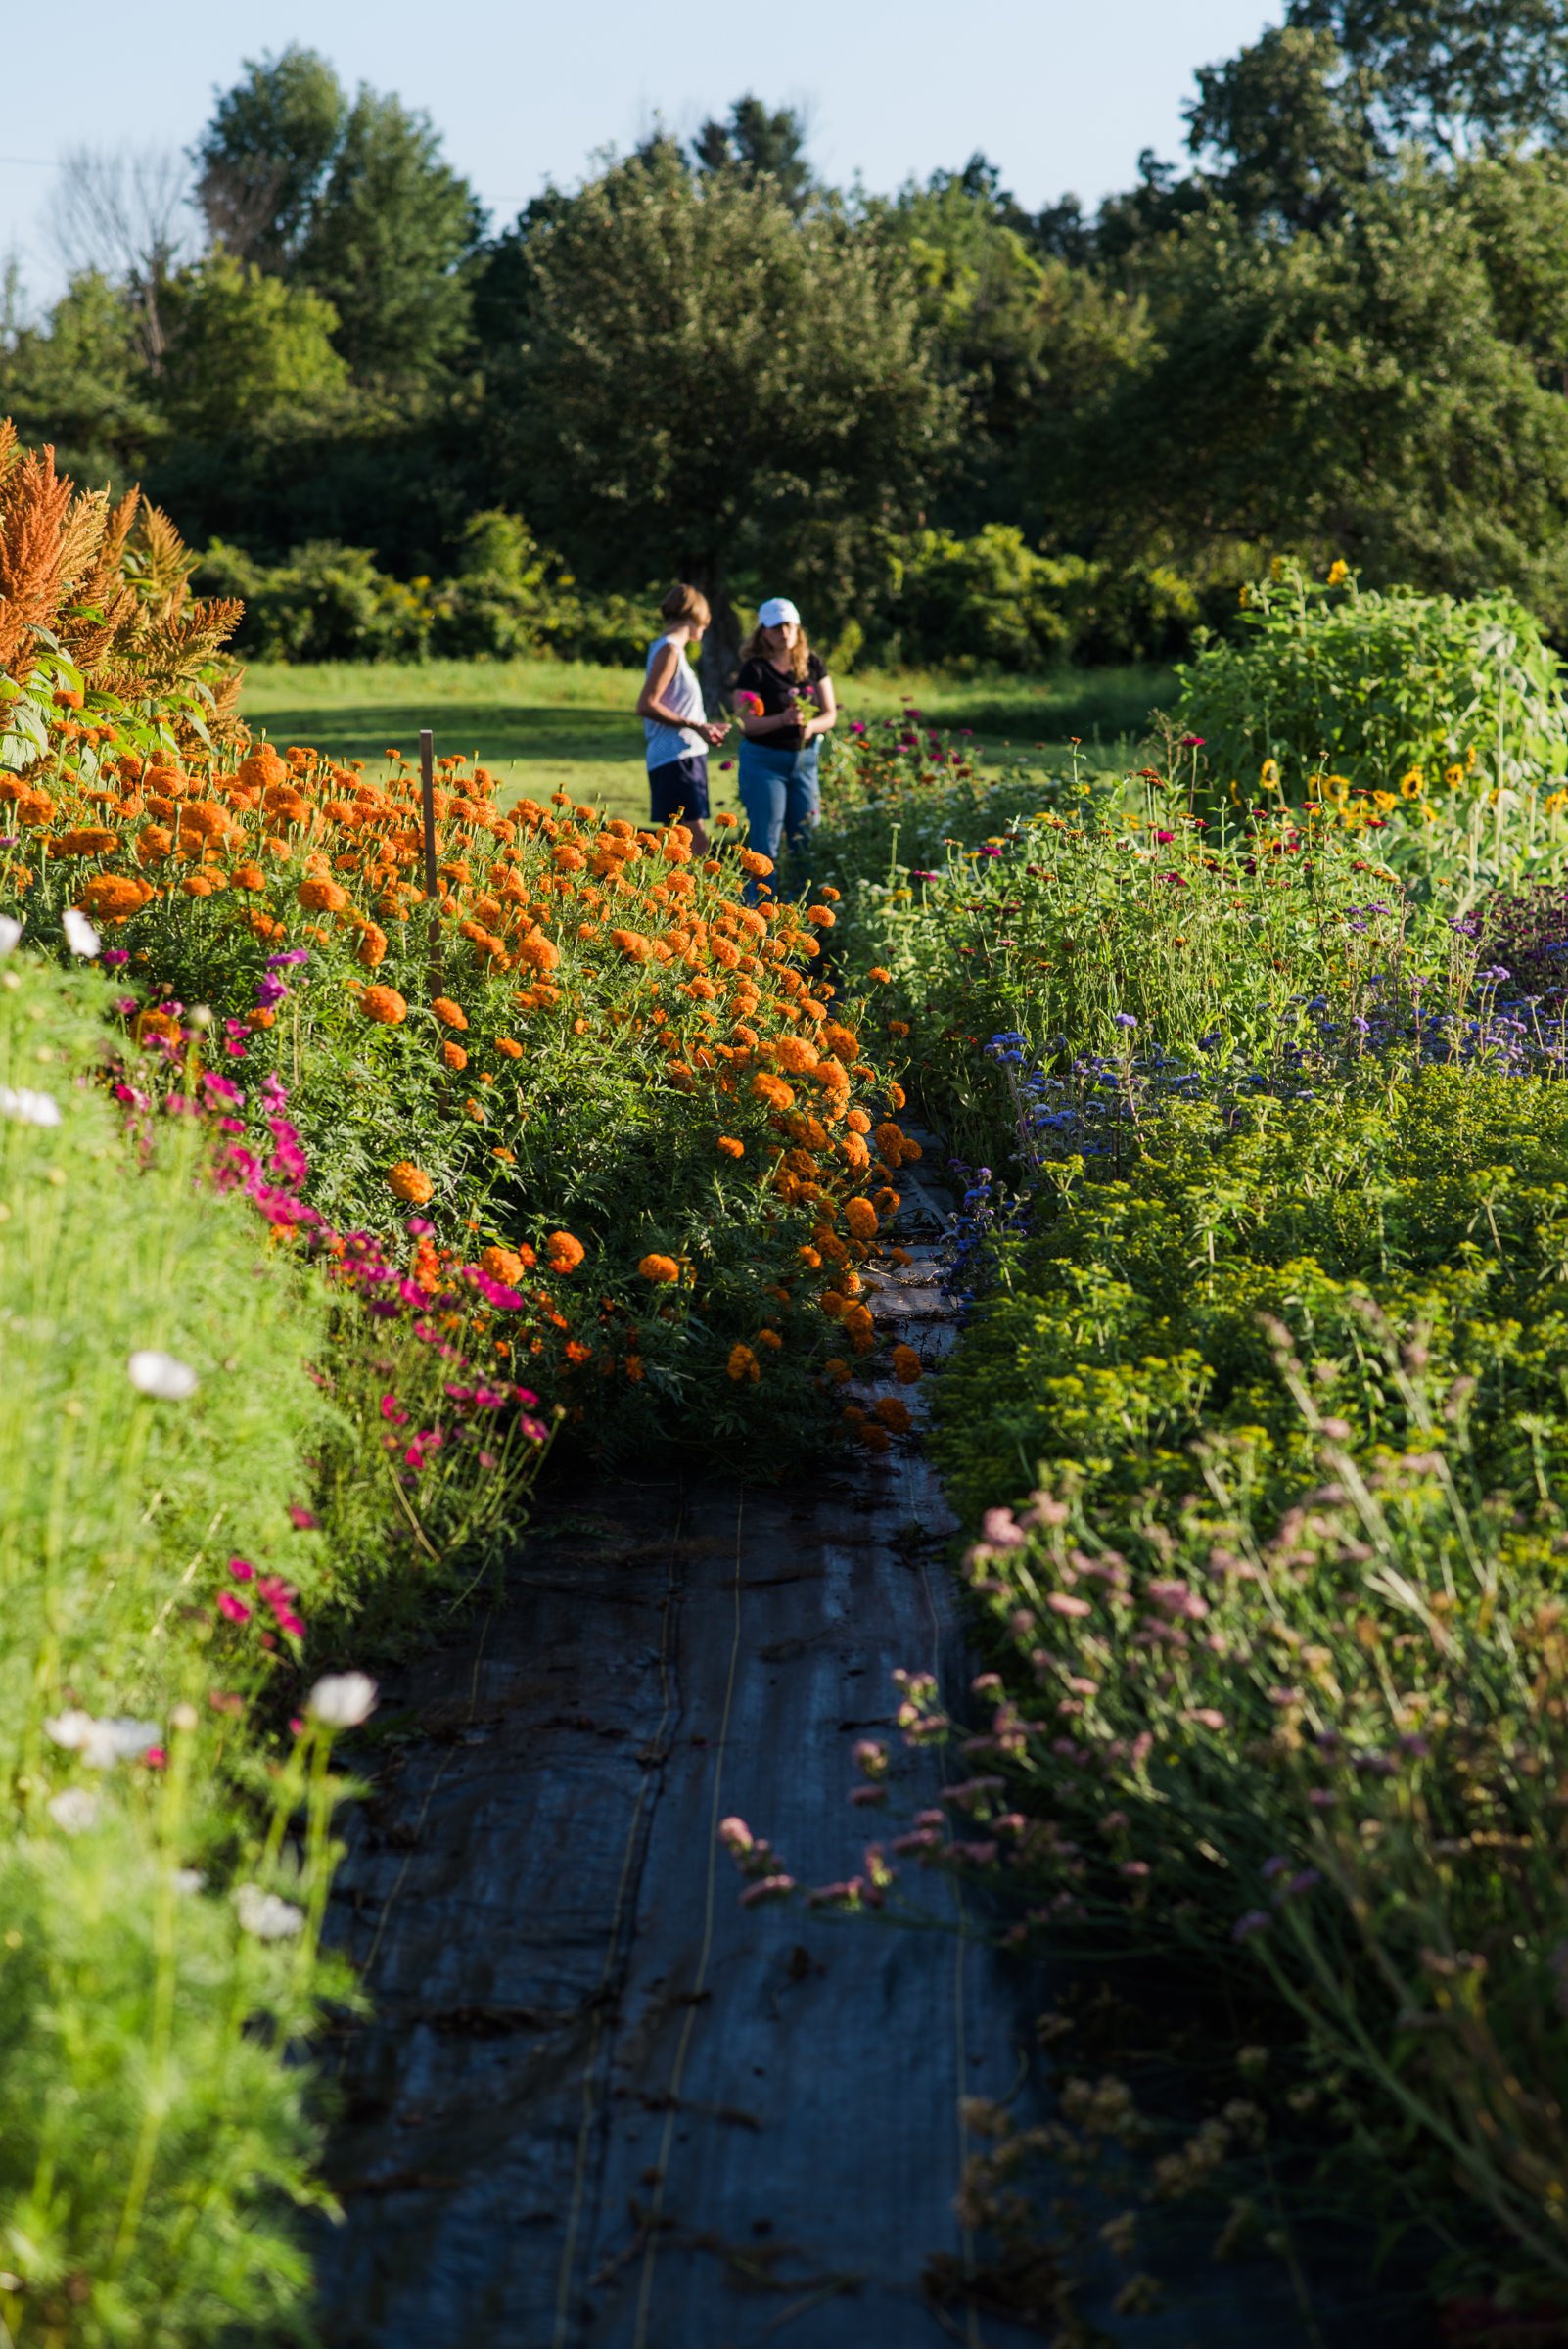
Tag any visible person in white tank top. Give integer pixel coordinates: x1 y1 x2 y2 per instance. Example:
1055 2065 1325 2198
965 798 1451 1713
634 583 729 852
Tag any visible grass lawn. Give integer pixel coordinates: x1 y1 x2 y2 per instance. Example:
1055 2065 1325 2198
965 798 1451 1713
242 656 1171 822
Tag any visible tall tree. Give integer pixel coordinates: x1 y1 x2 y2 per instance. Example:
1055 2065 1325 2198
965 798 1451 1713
692 96 813 213
1287 0 1568 153
496 152 960 696
1185 25 1383 230
191 47 346 273
297 90 484 383
1053 171 1568 624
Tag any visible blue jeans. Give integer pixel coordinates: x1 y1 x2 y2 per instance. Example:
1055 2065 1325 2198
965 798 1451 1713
737 740 820 893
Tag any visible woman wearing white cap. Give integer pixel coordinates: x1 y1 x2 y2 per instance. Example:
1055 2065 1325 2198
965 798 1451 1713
733 597 836 879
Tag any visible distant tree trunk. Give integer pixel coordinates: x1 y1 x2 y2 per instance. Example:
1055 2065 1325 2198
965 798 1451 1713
684 553 742 711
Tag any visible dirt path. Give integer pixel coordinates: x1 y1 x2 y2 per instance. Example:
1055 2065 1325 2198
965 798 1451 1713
310 1172 1404 2349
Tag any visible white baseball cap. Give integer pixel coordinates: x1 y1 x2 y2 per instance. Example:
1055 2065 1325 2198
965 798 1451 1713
758 596 801 628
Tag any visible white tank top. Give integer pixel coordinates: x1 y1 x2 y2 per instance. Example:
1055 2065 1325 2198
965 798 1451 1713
643 635 707 768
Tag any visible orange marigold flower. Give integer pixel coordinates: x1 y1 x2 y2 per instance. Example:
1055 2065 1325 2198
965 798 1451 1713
859 1422 891 1453
432 995 469 1029
481 1245 527 1284
727 1342 761 1383
846 1108 872 1134
886 1082 907 1110
298 876 348 913
355 923 388 969
547 1230 585 1274
820 1022 860 1062
564 1339 592 1365
232 862 267 892
844 1197 879 1241
516 934 560 974
77 874 148 918
840 1131 871 1173
247 1006 276 1031
638 1253 680 1283
442 1040 469 1070
751 1071 795 1112
773 1036 819 1074
738 849 774 877
137 825 173 863
874 1396 912 1434
716 1135 744 1159
822 1356 852 1385
389 1160 434 1204
891 1344 923 1383
889 1020 910 1038
238 746 289 794
495 1036 523 1058
54 826 118 856
798 1244 822 1268
714 812 738 828
874 1122 906 1162
867 966 893 984
820 1291 847 1321
358 985 408 1025
756 1327 783 1350
182 874 217 898
806 904 835 928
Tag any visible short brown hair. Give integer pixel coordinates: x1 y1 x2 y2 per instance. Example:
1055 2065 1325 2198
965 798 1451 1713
660 581 710 628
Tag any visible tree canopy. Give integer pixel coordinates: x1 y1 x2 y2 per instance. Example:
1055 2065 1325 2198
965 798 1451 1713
11 23 1568 663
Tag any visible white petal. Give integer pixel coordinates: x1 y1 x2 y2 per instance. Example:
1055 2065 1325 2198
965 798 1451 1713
171 1867 207 1895
43 1709 94 1751
62 908 100 958
235 1882 305 1939
0 914 22 954
307 1671 378 1728
47 1788 100 1834
0 1085 62 1127
127 1350 199 1401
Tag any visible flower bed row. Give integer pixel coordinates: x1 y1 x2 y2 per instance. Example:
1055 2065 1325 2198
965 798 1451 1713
0 951 550 2346
764 717 1568 2319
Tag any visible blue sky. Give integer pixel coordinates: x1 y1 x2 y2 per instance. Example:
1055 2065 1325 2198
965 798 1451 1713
1 0 1278 313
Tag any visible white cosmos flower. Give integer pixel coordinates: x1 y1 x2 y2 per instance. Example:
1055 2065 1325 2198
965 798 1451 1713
0 914 22 954
171 1867 207 1895
307 1671 378 1728
127 1350 199 1401
47 1788 101 1834
0 1085 61 1127
44 1711 161 1769
62 907 100 958
235 1883 305 1940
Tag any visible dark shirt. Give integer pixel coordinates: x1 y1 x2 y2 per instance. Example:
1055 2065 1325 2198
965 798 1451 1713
736 652 826 754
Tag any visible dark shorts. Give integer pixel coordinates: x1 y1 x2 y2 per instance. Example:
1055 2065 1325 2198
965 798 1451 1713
648 754 709 824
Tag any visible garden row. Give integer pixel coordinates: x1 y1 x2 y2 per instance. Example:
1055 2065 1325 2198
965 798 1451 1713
0 429 915 2343
776 571 1568 2319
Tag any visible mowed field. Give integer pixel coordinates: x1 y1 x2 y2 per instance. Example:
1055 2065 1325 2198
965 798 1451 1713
241 656 1169 817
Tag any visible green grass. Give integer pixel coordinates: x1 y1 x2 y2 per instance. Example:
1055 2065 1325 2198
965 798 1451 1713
241 657 1170 818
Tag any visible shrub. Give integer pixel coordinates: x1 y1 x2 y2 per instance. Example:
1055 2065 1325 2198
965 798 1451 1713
1173 557 1568 815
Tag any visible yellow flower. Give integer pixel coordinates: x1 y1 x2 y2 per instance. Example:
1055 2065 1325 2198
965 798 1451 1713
1444 763 1464 788
1326 559 1349 587
1259 760 1281 790
1399 768 1424 799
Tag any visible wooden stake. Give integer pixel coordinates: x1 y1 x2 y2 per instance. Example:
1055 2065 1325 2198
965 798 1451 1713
419 727 438 898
